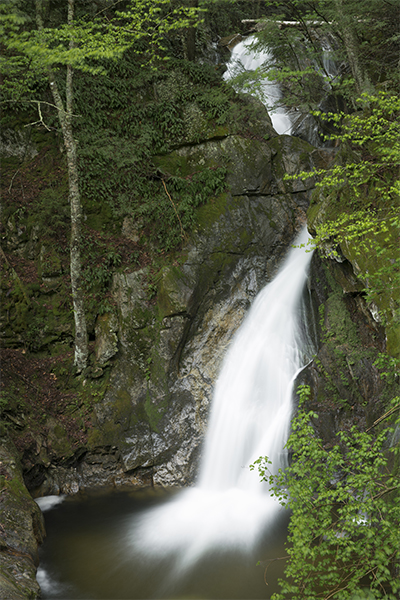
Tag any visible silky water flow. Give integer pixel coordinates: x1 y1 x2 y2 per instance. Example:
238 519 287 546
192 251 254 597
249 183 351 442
130 226 314 562
37 227 314 599
223 38 293 135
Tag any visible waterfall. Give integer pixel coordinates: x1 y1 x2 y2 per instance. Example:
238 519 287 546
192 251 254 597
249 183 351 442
130 227 314 576
198 226 313 492
224 37 340 147
223 38 292 135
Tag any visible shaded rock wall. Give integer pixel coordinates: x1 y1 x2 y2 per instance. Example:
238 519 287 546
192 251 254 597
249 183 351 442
0 443 45 600
299 251 399 444
90 134 315 487
31 132 316 493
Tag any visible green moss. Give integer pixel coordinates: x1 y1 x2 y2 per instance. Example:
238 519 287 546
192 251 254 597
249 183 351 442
88 421 123 449
324 292 360 351
1 473 28 500
39 247 62 278
49 423 73 456
195 192 229 231
144 387 168 433
386 324 400 359
84 200 114 231
87 388 132 449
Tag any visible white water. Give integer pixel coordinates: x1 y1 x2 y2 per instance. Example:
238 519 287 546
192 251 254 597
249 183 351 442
35 495 65 512
37 229 314 599
223 38 292 135
130 227 314 574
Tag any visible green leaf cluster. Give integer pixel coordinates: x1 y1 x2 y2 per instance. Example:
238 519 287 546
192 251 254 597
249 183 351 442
253 385 400 599
292 92 399 338
0 0 202 97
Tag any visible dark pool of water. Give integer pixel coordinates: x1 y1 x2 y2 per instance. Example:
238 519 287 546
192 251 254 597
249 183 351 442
38 488 289 599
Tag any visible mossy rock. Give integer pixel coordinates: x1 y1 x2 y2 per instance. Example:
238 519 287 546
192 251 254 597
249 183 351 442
95 312 119 366
157 265 195 318
0 442 45 599
38 245 62 279
46 417 74 457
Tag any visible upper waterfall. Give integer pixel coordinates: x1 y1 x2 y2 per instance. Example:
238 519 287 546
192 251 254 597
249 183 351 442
223 38 292 135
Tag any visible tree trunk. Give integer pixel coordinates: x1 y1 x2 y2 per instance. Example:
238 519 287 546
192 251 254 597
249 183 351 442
186 26 196 61
333 0 373 95
36 0 88 372
185 0 198 61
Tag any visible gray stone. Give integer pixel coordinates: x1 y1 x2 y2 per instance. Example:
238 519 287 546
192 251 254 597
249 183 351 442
0 442 45 600
95 313 119 365
0 129 38 161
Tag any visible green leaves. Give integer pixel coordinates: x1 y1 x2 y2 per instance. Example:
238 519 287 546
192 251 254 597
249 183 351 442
253 387 400 599
291 92 400 332
0 0 203 102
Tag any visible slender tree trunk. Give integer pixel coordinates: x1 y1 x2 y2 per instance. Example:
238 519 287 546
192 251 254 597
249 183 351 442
36 0 88 372
334 0 373 95
185 0 198 61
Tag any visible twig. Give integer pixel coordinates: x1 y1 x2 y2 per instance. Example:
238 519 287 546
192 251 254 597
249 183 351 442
24 101 52 131
366 404 400 432
162 179 186 242
260 556 289 586
8 169 20 194
94 0 124 16
0 99 81 119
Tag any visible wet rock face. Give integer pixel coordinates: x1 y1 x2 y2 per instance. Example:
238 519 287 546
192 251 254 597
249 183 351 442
14 124 315 495
0 129 38 162
0 443 45 599
88 134 315 488
300 252 398 445
23 447 153 497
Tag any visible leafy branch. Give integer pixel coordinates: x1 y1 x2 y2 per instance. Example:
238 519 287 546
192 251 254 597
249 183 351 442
252 386 400 599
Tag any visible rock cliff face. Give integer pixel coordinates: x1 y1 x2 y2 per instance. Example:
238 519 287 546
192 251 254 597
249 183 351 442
300 252 398 444
35 132 316 492
0 443 45 599
2 99 397 499
302 168 400 444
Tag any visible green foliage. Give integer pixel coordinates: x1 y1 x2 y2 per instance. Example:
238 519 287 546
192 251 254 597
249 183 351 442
68 48 230 251
80 233 126 319
0 0 202 103
252 385 400 599
133 167 227 251
373 354 400 387
237 0 399 109
309 93 400 196
28 185 70 235
292 93 400 331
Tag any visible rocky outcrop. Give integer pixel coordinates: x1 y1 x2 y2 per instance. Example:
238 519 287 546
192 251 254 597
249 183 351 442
0 442 45 600
84 133 315 488
299 250 399 444
24 130 316 495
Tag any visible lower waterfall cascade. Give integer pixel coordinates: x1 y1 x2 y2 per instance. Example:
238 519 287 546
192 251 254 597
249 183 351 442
37 226 314 599
131 227 314 563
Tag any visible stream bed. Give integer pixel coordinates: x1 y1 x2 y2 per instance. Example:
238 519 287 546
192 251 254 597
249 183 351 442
37 488 289 599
